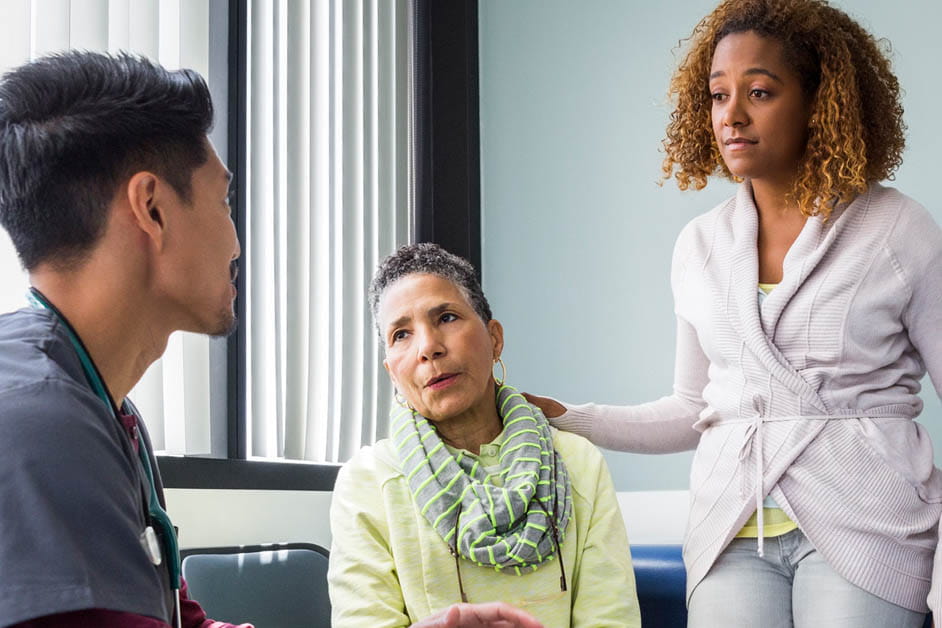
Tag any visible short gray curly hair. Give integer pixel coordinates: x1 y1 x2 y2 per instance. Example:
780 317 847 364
369 243 492 341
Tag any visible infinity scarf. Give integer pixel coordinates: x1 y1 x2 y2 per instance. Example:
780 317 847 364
391 383 572 575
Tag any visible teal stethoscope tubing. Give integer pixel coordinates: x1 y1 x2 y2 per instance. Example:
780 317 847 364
27 289 182 596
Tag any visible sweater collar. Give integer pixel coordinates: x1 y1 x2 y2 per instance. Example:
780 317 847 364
726 181 872 414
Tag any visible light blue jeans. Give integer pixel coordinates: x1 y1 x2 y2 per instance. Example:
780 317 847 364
687 529 928 628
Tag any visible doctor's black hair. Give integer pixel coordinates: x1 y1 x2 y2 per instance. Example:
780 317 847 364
0 50 214 270
369 242 493 342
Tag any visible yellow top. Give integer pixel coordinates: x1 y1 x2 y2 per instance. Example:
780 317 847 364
735 281 799 538
328 429 641 627
735 507 798 538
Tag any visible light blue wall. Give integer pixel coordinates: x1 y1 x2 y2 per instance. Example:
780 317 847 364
479 0 942 491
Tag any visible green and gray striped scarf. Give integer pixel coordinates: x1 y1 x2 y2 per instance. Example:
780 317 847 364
391 384 572 575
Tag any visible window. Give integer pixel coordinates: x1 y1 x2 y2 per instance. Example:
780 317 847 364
241 0 411 462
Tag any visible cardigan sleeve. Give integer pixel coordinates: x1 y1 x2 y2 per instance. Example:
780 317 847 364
899 207 942 402
905 205 942 615
327 456 412 628
567 440 642 627
548 315 708 453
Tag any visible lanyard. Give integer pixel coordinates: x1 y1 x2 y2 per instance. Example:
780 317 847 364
27 289 182 598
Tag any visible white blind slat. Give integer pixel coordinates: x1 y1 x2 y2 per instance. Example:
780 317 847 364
70 0 108 50
158 0 180 68
182 332 212 454
283 0 312 460
179 0 210 77
107 0 130 52
32 0 71 56
307 0 333 461
0 1 30 71
128 0 160 58
326 0 344 463
274 0 288 457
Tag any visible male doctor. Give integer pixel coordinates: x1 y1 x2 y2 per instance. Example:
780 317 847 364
0 51 249 628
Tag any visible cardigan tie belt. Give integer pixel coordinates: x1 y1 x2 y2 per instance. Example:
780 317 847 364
714 396 907 557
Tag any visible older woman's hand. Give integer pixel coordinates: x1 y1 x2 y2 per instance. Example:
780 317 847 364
522 393 566 419
411 602 546 628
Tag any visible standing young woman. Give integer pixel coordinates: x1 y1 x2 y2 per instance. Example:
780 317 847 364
526 0 942 625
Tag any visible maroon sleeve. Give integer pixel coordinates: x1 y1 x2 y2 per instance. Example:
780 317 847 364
9 609 170 628
179 577 254 628
9 580 253 628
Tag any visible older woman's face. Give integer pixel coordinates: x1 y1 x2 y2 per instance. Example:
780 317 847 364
379 273 503 424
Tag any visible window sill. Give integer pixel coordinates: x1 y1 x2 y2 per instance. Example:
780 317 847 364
158 455 341 491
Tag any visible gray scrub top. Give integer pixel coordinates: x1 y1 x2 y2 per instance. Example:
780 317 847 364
0 308 173 625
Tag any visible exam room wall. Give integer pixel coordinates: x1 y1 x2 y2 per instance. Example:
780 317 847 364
478 0 942 492
163 488 690 548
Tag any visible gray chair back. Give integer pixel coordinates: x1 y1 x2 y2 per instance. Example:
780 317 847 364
182 543 330 628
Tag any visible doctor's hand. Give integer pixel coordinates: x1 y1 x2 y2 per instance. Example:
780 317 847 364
523 393 566 419
411 602 546 628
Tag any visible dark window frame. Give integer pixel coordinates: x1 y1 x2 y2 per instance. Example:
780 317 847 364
159 0 480 491
412 0 482 272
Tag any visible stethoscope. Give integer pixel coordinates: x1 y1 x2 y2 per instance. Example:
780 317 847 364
28 288 183 628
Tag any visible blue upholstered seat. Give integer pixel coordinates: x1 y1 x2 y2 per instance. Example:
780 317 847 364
631 544 688 627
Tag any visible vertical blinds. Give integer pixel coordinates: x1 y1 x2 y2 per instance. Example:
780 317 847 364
244 0 411 462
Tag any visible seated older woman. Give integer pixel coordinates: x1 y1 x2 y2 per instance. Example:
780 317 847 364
328 243 641 628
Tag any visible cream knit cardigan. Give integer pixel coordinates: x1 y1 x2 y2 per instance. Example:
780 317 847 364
552 182 942 612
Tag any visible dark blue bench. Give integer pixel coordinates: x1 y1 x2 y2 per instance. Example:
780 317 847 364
631 545 688 627
630 544 932 628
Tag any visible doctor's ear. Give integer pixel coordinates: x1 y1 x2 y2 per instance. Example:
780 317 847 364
148 206 164 227
126 171 167 244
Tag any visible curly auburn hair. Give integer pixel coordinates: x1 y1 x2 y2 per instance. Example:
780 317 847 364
661 0 905 218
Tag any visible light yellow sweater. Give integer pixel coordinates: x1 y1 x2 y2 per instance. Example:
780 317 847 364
328 428 641 628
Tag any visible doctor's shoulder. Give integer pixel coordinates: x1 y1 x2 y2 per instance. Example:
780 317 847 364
0 308 129 472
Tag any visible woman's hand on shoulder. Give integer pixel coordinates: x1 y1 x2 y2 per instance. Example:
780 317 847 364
411 602 545 628
523 393 566 419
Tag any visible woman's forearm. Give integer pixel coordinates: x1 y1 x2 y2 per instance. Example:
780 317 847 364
545 317 708 453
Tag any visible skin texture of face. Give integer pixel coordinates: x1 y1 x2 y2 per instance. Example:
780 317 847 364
710 31 813 189
161 139 240 337
379 273 504 442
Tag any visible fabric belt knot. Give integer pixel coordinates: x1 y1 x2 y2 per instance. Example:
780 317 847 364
729 406 900 557
737 395 767 556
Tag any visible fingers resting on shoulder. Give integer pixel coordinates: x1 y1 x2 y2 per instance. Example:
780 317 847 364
522 393 566 419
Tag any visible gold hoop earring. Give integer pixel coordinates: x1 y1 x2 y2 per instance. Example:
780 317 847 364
394 390 410 409
493 357 507 386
